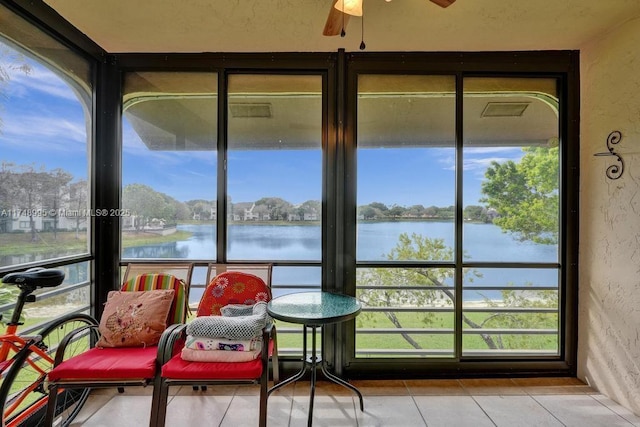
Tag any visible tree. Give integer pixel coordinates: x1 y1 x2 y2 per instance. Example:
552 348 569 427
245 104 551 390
122 184 165 230
481 146 559 244
388 204 405 219
369 202 388 213
41 168 73 238
255 197 292 221
2 164 64 241
299 200 320 219
463 205 489 223
191 201 210 220
358 205 376 220
68 180 88 239
406 204 426 218
357 232 557 351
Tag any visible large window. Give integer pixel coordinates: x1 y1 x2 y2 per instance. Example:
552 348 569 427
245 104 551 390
0 4 93 322
117 53 577 375
227 74 323 263
121 71 218 263
352 71 565 365
355 75 457 357
462 78 560 356
121 72 325 327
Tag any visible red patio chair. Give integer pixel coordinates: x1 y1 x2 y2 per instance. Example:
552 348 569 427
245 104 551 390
151 263 279 427
44 262 193 426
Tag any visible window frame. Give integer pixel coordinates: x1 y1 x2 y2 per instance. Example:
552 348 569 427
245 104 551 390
343 52 579 377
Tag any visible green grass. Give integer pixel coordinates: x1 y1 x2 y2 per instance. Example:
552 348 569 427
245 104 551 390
0 229 193 256
274 310 558 353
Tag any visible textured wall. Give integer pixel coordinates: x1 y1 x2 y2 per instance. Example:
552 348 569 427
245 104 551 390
579 17 640 414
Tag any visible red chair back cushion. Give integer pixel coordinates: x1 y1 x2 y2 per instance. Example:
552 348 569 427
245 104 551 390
196 271 271 317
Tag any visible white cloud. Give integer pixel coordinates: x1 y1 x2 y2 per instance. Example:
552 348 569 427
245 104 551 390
8 63 84 102
1 114 88 151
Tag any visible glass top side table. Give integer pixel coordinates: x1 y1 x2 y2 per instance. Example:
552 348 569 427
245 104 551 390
267 291 364 426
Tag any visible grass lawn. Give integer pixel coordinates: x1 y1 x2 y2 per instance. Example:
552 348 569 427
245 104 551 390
0 229 193 257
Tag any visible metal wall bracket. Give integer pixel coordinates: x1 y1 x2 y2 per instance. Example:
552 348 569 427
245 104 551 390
594 131 624 180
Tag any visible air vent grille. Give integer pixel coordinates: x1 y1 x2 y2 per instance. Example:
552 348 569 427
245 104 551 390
481 102 529 117
229 103 272 118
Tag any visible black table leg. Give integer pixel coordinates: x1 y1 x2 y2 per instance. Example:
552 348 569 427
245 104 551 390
267 324 308 396
267 323 364 426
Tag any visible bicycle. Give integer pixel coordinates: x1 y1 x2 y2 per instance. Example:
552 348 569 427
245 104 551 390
0 268 97 427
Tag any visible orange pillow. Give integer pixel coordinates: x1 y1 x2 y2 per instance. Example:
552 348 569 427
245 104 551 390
97 289 175 348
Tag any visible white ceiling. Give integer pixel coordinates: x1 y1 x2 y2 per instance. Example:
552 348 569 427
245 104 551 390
44 0 640 53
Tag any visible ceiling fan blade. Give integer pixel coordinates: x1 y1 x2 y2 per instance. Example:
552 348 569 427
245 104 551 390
429 0 456 7
323 1 351 36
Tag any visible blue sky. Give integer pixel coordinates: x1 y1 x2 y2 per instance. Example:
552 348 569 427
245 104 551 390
1 44 525 208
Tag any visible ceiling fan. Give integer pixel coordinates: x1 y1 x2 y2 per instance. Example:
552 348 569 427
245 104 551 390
323 0 456 36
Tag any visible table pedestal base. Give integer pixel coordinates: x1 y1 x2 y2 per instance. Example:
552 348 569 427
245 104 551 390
267 325 364 426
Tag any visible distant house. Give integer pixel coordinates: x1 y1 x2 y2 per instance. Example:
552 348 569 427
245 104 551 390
304 211 318 221
230 202 260 221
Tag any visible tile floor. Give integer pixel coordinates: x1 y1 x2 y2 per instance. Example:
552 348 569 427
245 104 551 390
72 378 640 427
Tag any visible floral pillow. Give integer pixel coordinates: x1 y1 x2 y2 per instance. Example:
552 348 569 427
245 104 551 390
96 289 175 348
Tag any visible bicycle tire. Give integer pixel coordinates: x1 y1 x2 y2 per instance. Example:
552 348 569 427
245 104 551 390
0 313 98 427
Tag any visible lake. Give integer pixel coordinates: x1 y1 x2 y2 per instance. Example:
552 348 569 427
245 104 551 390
123 221 560 300
124 221 557 263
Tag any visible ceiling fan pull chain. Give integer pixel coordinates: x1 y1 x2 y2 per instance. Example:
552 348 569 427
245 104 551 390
341 0 347 37
359 7 366 50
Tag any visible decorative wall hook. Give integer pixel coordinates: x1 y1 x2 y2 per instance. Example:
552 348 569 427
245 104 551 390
594 131 624 180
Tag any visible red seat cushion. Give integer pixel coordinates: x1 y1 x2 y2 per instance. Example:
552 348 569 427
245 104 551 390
48 346 159 381
161 353 262 380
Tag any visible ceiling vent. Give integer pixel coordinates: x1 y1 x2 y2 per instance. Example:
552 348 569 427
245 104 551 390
481 102 530 118
229 103 272 118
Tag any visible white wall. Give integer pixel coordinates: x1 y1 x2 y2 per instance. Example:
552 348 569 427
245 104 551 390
579 16 640 415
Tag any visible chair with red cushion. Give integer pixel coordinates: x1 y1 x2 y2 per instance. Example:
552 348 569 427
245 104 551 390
44 262 193 427
150 263 279 427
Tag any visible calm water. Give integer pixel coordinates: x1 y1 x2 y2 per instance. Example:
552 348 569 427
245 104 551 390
123 221 557 263
122 222 559 300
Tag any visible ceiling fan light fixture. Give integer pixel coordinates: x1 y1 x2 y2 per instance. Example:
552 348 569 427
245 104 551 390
334 0 363 16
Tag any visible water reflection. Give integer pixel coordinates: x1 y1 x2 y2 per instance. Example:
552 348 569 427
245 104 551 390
123 242 190 259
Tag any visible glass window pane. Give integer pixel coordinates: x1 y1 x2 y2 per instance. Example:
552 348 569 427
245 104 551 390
0 7 92 268
356 267 455 358
121 72 217 260
227 74 322 261
463 78 560 263
357 75 456 262
462 268 559 356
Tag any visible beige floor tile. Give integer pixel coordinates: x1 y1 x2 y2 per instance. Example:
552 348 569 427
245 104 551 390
219 395 262 427
81 395 152 426
267 395 295 427
164 394 233 427
289 395 358 427
414 395 495 427
70 394 114 426
71 379 637 426
292 379 361 396
175 384 241 396
591 395 640 426
473 395 563 426
534 395 636 426
356 395 425 427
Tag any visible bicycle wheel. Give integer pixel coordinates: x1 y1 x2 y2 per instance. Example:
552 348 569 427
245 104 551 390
0 313 98 427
